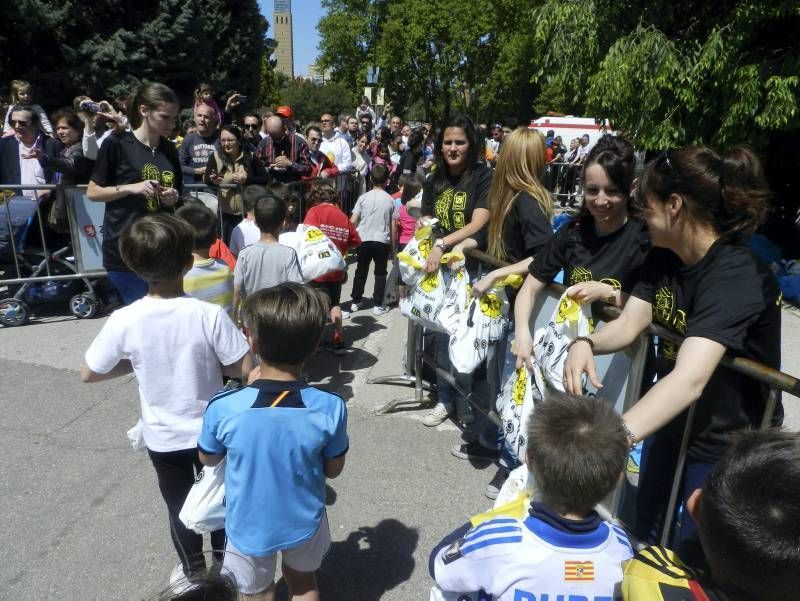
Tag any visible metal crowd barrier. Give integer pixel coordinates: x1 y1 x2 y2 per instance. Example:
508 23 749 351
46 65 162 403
543 161 584 207
370 247 800 547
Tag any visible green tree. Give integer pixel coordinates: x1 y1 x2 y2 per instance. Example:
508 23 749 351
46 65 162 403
316 0 392 94
277 77 357 126
0 0 269 109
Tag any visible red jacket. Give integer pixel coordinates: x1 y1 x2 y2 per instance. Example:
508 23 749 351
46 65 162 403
303 203 361 282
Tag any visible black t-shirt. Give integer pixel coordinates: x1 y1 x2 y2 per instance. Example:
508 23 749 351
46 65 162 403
91 132 184 271
421 163 492 235
502 192 552 264
631 242 782 462
530 215 650 293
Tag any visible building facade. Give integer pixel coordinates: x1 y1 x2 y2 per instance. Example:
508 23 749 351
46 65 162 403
273 0 294 77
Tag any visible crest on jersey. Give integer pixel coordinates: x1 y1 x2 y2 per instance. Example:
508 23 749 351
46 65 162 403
564 560 594 581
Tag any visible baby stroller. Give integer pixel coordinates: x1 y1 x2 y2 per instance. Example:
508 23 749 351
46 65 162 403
0 194 105 327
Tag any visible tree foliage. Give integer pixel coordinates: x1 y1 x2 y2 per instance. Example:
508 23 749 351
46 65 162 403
0 0 273 109
277 77 357 125
317 0 799 148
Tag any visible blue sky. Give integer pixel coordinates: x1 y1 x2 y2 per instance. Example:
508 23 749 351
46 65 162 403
257 0 325 76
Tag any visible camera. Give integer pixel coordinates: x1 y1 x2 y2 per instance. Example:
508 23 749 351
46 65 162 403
238 95 248 102
79 100 103 113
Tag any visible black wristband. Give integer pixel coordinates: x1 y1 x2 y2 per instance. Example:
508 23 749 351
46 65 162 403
567 336 594 352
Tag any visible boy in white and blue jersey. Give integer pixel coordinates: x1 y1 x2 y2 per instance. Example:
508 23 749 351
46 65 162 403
198 282 348 600
430 393 633 601
177 203 235 317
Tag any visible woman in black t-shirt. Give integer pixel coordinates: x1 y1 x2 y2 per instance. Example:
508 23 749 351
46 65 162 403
564 146 781 557
418 115 492 430
88 82 183 304
513 135 648 369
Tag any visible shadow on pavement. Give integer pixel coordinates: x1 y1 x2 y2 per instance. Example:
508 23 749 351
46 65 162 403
346 314 388 344
276 519 419 600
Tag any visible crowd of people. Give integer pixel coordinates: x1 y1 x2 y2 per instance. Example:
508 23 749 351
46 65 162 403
1 76 798 601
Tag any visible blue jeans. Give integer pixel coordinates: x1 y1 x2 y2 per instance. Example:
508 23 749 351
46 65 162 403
107 270 148 305
434 331 499 449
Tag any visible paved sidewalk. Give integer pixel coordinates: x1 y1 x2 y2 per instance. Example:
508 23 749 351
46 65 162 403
1 264 798 599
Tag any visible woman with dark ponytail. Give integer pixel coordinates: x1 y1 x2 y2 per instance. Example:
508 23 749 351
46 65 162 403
564 146 782 559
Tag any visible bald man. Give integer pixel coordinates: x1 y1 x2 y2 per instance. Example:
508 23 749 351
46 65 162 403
254 116 312 183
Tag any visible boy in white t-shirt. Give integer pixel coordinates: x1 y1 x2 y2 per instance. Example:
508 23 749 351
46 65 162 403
430 393 633 601
229 192 261 257
81 213 252 590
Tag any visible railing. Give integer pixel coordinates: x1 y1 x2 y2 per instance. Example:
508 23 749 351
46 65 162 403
543 161 584 207
372 246 799 546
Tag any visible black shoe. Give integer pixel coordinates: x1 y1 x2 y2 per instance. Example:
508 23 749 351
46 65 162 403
485 466 511 500
451 441 500 461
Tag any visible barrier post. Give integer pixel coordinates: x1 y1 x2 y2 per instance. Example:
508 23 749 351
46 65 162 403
372 321 435 414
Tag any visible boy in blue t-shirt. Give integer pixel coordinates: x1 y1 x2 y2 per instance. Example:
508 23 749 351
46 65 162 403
198 282 348 600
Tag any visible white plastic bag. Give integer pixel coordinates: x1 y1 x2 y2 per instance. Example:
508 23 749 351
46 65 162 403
435 267 470 334
399 268 449 332
497 365 541 464
531 292 593 396
126 419 146 451
279 224 345 282
493 464 537 509
179 458 226 534
447 285 510 374
397 224 436 289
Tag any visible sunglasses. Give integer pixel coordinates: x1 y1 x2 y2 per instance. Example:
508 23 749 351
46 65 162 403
10 120 28 127
321 119 334 123
243 124 259 130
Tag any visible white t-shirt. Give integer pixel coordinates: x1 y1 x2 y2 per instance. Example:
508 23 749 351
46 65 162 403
18 139 46 197
229 218 261 256
320 134 353 172
84 296 250 452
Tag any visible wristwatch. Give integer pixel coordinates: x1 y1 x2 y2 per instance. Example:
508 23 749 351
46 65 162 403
434 238 450 252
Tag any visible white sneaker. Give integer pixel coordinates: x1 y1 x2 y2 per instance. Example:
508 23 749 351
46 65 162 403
350 302 364 313
373 305 390 316
169 563 199 594
422 402 453 427
341 310 351 320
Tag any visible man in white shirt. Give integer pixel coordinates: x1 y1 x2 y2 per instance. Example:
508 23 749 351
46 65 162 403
319 113 353 173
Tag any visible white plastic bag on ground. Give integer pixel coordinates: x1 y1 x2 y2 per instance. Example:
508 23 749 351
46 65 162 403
279 224 345 282
126 419 146 450
497 365 541 464
531 292 593 396
179 458 226 534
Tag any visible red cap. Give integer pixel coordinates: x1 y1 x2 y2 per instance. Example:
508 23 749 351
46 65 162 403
275 105 294 119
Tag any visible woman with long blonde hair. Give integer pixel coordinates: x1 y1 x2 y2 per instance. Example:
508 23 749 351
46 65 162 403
452 128 555 499
471 127 554 295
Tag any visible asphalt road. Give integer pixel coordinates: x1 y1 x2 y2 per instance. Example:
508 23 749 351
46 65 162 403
1 269 798 600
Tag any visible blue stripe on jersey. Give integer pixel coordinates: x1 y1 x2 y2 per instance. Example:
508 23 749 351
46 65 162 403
469 518 518 535
616 535 633 554
464 524 522 543
461 535 523 555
